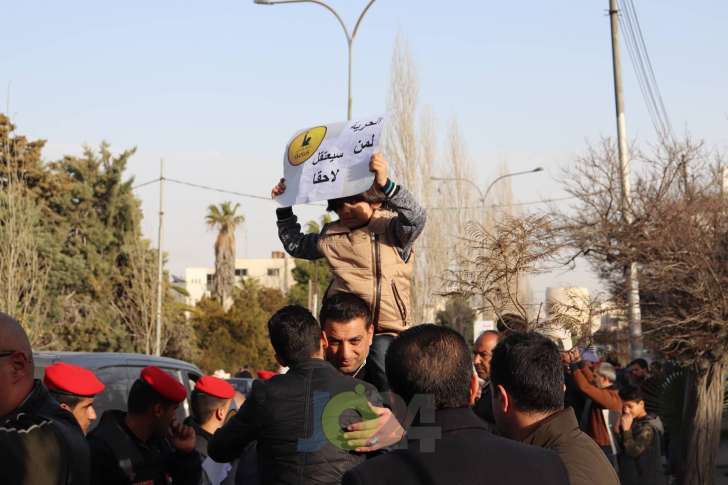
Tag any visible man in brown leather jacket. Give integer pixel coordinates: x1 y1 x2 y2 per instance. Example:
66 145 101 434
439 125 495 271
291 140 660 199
491 332 619 485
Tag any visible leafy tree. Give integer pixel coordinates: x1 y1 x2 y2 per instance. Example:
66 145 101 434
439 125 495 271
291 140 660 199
192 280 280 373
0 113 188 354
206 202 244 311
287 215 332 312
560 138 728 485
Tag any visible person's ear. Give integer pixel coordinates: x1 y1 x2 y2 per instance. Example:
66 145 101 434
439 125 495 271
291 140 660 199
59 402 72 413
10 352 30 379
152 402 164 418
366 323 374 342
494 384 510 414
215 406 226 422
320 331 328 350
468 372 479 406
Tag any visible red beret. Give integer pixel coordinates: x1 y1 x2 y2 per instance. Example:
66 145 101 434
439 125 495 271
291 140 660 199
195 376 235 399
141 366 186 403
257 370 278 381
44 362 105 397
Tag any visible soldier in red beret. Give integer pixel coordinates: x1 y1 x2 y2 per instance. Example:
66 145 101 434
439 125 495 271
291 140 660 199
86 366 201 485
186 376 239 485
45 361 105 434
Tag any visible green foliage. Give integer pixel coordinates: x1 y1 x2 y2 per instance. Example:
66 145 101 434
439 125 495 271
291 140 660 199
436 296 476 343
287 215 333 308
191 280 283 373
0 113 187 354
206 201 244 307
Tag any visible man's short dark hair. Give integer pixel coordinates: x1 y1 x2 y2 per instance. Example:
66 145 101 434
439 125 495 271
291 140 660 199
127 379 175 415
191 390 228 423
619 385 644 403
319 293 372 328
268 305 321 366
48 390 82 409
627 358 649 370
490 332 564 414
386 324 472 409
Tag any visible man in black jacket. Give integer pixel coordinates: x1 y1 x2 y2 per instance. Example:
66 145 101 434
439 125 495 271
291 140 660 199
208 305 380 485
87 366 201 485
342 325 570 485
0 312 90 485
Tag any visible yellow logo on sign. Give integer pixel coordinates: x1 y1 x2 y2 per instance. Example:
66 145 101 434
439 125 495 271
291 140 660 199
288 126 327 166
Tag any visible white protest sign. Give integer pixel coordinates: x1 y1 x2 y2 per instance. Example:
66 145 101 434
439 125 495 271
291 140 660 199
276 116 384 206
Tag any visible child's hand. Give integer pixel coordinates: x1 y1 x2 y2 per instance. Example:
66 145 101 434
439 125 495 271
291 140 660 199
620 412 633 431
370 153 388 189
271 178 286 198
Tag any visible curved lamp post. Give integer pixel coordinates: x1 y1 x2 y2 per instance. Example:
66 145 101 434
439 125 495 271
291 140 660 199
254 0 377 120
431 167 544 209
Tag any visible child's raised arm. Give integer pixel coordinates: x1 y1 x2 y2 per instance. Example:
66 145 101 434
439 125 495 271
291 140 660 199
370 155 427 262
273 178 324 260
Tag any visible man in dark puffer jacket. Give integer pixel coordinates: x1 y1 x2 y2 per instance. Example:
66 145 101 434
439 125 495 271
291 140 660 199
1 312 90 485
208 305 380 485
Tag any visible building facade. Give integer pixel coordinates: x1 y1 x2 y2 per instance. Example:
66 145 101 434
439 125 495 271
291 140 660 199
184 251 295 307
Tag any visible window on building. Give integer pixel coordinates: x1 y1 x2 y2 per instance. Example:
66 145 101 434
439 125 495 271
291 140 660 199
206 274 214 285
267 268 280 277
235 268 248 277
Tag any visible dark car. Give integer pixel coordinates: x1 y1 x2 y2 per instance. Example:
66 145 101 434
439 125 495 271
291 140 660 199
227 377 255 397
33 352 203 431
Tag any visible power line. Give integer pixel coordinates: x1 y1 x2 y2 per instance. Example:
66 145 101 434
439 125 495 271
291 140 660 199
426 193 601 211
131 176 325 207
134 176 595 211
617 0 673 140
132 178 161 190
165 177 273 202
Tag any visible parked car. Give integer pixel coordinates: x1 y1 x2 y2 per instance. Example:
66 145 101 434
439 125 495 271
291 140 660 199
33 352 203 431
227 377 255 397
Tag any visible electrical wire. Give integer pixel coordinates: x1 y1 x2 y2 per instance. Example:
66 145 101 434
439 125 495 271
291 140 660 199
617 0 673 140
132 178 161 190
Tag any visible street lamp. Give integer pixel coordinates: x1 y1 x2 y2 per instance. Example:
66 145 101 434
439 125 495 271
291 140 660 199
254 0 377 120
431 167 544 209
431 167 544 319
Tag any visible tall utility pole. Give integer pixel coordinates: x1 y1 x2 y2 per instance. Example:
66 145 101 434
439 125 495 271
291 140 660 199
154 159 165 356
609 0 643 358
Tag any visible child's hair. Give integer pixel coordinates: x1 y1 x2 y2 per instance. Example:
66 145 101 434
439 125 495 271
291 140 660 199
619 384 644 403
326 186 386 212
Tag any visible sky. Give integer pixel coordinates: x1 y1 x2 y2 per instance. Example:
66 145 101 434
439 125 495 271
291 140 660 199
2 0 727 305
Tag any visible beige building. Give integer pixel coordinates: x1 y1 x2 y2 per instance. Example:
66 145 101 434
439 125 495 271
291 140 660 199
184 251 295 307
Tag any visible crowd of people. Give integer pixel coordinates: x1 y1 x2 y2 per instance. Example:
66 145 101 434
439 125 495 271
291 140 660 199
2 154 671 484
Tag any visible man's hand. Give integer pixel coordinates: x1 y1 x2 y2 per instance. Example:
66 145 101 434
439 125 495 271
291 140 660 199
343 404 404 452
369 153 388 189
271 178 286 198
569 348 582 363
620 412 634 432
169 419 196 454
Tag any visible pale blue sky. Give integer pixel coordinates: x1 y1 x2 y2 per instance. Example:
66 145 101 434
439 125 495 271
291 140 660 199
2 1 727 301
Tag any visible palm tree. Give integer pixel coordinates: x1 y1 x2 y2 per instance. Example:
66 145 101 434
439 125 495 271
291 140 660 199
206 202 244 311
